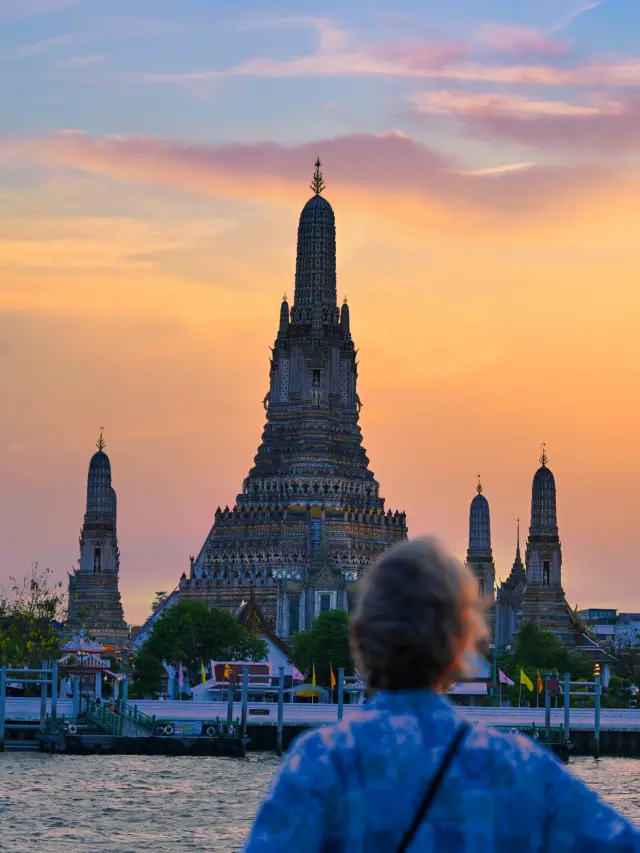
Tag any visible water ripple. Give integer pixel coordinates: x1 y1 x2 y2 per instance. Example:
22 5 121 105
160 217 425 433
0 752 636 851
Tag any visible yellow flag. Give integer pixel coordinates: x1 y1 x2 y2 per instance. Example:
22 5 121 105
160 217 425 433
520 669 534 692
201 663 207 684
312 664 316 688
223 664 231 680
330 667 336 689
537 671 543 693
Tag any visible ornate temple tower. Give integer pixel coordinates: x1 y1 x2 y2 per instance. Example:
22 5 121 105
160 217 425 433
67 432 128 648
495 521 526 648
519 446 578 643
175 161 408 635
465 477 495 600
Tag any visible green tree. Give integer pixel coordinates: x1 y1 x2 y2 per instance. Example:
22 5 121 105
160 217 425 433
0 565 66 667
131 648 164 698
133 599 267 695
291 610 353 686
499 623 593 704
151 591 168 612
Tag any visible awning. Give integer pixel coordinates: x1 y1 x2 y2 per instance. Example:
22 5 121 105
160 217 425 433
447 682 488 696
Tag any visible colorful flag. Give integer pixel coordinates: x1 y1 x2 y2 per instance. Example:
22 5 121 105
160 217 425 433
178 662 184 687
312 663 316 688
499 669 515 686
537 671 543 693
223 663 231 680
201 662 207 684
520 669 534 692
330 667 336 689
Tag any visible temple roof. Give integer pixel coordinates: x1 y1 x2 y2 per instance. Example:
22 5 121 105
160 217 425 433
61 628 103 654
302 194 333 213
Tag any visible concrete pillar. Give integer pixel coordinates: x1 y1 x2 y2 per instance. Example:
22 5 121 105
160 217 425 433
122 677 128 703
0 665 6 751
95 671 102 699
72 677 80 718
276 666 285 757
113 678 119 701
241 664 249 737
337 668 345 721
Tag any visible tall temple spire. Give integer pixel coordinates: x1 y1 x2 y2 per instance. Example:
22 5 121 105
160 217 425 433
310 158 325 195
529 446 558 537
540 442 548 467
292 159 338 322
512 518 524 575
466 478 495 615
67 435 127 647
158 166 407 643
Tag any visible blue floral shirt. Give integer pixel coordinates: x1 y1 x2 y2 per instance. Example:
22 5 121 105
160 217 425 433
243 690 638 853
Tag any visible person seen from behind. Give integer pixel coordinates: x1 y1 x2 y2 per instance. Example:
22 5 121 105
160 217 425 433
243 537 638 852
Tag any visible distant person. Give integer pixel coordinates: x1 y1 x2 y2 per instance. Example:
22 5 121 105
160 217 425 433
243 538 638 853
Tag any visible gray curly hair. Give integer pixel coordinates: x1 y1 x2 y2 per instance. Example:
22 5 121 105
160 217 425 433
352 537 487 691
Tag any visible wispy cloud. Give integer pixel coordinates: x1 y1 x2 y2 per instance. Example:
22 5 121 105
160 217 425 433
477 24 570 57
139 35 640 89
410 89 624 118
410 88 640 154
0 0 84 20
56 54 103 68
553 2 602 32
459 162 537 177
4 129 631 228
4 33 75 60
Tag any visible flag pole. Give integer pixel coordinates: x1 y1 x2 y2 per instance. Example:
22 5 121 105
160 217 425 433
519 680 522 708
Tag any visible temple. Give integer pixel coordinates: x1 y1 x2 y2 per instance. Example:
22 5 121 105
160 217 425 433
495 447 581 647
66 432 128 648
465 477 495 633
157 161 407 638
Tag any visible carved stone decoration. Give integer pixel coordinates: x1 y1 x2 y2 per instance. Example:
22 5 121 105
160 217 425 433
135 164 408 642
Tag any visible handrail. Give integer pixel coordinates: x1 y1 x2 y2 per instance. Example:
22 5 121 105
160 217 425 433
114 699 157 734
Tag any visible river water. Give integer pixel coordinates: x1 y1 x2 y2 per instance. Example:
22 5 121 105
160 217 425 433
0 753 637 852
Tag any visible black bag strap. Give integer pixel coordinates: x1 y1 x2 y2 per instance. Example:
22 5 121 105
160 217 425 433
394 722 470 853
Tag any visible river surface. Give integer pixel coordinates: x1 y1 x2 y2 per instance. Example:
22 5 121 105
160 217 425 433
0 753 637 852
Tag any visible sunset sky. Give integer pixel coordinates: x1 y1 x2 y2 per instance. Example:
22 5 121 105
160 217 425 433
1 0 639 624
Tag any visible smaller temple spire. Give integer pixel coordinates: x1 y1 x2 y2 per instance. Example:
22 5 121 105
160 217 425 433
96 427 105 452
539 442 548 467
476 474 483 495
310 158 325 195
516 518 521 560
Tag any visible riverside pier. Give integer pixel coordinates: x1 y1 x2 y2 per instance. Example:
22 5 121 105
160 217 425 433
1 664 639 758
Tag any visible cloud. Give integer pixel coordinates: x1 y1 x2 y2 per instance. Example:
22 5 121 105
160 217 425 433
553 2 602 32
139 38 640 89
410 88 640 154
477 24 570 57
410 89 624 118
0 0 83 20
5 129 634 228
459 162 537 177
3 34 75 60
56 55 103 68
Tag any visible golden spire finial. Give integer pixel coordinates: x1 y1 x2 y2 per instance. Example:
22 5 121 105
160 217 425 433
310 158 325 195
343 294 348 305
96 427 105 452
476 474 483 494
540 442 548 467
282 292 287 302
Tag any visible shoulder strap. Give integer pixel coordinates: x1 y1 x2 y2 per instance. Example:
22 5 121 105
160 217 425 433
394 722 470 853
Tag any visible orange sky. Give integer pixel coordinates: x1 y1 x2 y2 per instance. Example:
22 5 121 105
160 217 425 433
1 146 639 623
2 3 640 624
